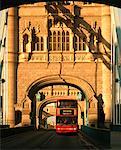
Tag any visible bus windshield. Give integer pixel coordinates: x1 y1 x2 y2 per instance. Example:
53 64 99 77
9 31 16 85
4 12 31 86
57 100 77 108
56 116 77 125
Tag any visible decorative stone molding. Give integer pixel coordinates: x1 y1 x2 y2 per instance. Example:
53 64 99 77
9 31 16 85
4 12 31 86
29 52 48 62
14 103 22 111
75 52 94 62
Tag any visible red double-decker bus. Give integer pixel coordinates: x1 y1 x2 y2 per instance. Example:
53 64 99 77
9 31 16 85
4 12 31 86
56 98 78 133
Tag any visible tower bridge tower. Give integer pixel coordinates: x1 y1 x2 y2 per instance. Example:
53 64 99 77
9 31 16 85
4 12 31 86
4 2 112 128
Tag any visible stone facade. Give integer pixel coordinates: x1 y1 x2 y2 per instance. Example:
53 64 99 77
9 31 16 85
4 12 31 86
7 2 111 128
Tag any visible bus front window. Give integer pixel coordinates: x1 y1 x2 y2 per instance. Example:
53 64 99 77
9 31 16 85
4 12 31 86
57 100 77 108
56 117 77 125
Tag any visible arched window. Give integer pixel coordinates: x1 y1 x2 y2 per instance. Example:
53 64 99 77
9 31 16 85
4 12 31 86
74 35 86 51
53 31 56 51
35 36 39 51
40 37 44 51
57 31 61 51
31 36 44 51
31 27 44 51
49 31 52 51
74 36 77 51
32 28 36 51
66 31 70 51
62 31 65 51
23 34 28 52
79 37 82 50
83 37 86 51
49 30 70 51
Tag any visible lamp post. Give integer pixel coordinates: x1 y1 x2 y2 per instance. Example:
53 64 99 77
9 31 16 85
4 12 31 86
0 78 5 125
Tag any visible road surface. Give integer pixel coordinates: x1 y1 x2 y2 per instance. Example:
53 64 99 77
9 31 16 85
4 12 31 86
1 130 99 150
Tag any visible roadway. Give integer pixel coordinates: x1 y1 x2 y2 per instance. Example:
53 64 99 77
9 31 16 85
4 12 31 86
1 129 99 150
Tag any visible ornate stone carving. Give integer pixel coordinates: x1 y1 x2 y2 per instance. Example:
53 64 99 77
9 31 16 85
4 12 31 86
49 54 62 62
29 53 47 62
75 52 94 62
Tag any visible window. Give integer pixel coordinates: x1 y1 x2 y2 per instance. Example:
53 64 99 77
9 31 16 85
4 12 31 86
83 2 92 5
57 1 71 5
57 31 61 51
66 31 70 51
40 37 44 51
83 37 86 51
23 34 28 52
31 27 44 51
31 36 44 51
49 31 52 51
62 1 71 5
53 31 56 51
62 31 65 51
35 36 39 51
74 36 77 51
49 30 70 51
74 35 86 51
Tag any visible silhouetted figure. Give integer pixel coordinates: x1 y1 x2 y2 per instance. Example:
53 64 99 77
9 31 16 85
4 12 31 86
97 27 102 43
89 32 94 51
96 94 105 128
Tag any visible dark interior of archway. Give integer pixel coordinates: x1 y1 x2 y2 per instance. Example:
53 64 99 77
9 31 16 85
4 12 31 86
15 110 22 125
29 82 86 127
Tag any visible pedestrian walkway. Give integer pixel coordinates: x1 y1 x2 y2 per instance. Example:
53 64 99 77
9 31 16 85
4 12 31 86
110 131 121 150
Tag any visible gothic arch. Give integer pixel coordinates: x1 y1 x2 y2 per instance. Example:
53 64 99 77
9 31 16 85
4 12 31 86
20 74 97 127
20 27 32 53
26 74 95 101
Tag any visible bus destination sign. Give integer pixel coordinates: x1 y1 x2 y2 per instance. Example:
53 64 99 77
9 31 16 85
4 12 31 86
60 109 74 115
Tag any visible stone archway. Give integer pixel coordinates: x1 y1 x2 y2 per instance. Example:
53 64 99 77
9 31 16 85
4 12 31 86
27 74 95 100
36 96 86 129
23 74 97 128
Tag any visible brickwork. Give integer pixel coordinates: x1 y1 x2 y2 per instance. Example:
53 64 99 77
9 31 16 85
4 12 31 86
7 2 111 128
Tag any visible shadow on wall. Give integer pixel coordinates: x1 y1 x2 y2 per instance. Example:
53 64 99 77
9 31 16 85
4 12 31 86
45 2 111 70
1 0 121 10
94 94 105 128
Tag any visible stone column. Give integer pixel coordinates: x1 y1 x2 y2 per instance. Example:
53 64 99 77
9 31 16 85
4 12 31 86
7 7 18 127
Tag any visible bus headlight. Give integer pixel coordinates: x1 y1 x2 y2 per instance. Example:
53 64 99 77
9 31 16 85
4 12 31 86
57 128 60 130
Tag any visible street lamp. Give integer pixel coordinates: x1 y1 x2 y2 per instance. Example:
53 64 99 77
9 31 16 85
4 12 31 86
0 78 5 125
